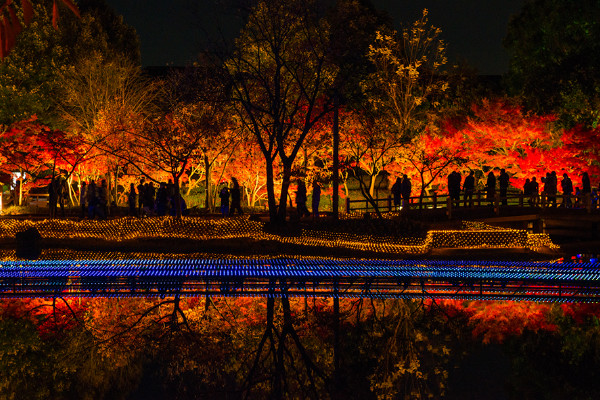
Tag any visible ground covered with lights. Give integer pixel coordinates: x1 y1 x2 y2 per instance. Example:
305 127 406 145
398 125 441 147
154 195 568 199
1 215 600 399
0 214 562 258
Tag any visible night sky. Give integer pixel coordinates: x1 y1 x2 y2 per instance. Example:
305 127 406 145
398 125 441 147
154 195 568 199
105 0 526 75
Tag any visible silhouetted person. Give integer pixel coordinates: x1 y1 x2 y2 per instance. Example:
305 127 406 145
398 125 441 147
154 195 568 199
128 183 137 216
56 173 68 218
87 180 97 218
498 169 509 206
143 182 155 215
530 177 539 207
296 180 309 218
80 181 87 218
137 177 145 215
391 177 402 210
561 173 573 208
486 171 496 205
97 179 108 219
582 172 591 193
463 171 475 207
219 184 230 216
448 171 461 208
156 182 168 216
401 174 411 210
544 171 557 207
312 181 321 219
229 177 243 215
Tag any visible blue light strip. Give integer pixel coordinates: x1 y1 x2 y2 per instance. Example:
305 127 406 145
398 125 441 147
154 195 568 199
0 258 598 302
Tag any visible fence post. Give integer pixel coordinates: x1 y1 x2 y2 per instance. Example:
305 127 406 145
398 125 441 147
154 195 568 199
446 195 452 219
346 197 350 214
519 191 524 207
433 193 437 209
387 195 392 212
477 191 482 207
494 193 500 216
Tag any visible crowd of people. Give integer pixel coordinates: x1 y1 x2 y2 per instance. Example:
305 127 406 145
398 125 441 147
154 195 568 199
218 177 243 217
47 168 599 220
74 178 189 219
291 180 321 219
445 169 599 209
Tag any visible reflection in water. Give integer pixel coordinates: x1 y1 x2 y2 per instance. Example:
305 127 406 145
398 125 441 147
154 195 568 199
0 250 598 398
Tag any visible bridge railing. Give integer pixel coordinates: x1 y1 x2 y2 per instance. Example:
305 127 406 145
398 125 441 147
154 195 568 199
346 190 599 217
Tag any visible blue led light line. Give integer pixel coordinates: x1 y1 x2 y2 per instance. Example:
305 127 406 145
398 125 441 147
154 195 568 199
0 258 598 302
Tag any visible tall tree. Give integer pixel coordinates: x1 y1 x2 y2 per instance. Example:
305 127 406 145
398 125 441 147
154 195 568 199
161 64 240 211
348 8 448 216
325 0 390 219
366 9 448 142
225 0 335 223
56 54 154 206
0 0 139 126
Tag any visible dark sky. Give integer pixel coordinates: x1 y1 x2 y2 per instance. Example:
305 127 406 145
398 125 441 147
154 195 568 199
105 0 526 75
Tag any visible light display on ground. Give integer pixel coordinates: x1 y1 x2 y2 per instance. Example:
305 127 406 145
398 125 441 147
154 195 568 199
0 257 598 302
0 216 570 300
0 216 559 253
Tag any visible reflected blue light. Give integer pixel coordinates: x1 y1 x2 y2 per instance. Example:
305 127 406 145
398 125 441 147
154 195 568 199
0 258 598 302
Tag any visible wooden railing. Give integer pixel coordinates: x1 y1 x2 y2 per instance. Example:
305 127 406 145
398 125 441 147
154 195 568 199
346 191 599 217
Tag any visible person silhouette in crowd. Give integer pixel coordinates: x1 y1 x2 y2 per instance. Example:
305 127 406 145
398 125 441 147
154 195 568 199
401 174 412 210
87 180 97 219
137 177 145 216
56 173 68 218
127 183 137 216
561 173 573 208
498 168 509 206
448 171 461 208
229 177 243 215
530 177 539 207
156 182 168 216
544 171 558 207
312 180 321 220
219 183 230 217
463 170 475 208
296 180 310 218
486 170 496 205
144 182 155 215
582 171 591 194
582 171 592 207
97 179 108 219
391 177 402 211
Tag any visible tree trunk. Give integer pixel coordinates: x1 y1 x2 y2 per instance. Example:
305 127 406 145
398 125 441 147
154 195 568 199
174 175 182 219
204 154 211 211
332 96 340 219
369 174 377 198
113 166 119 207
277 162 293 222
265 159 278 223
